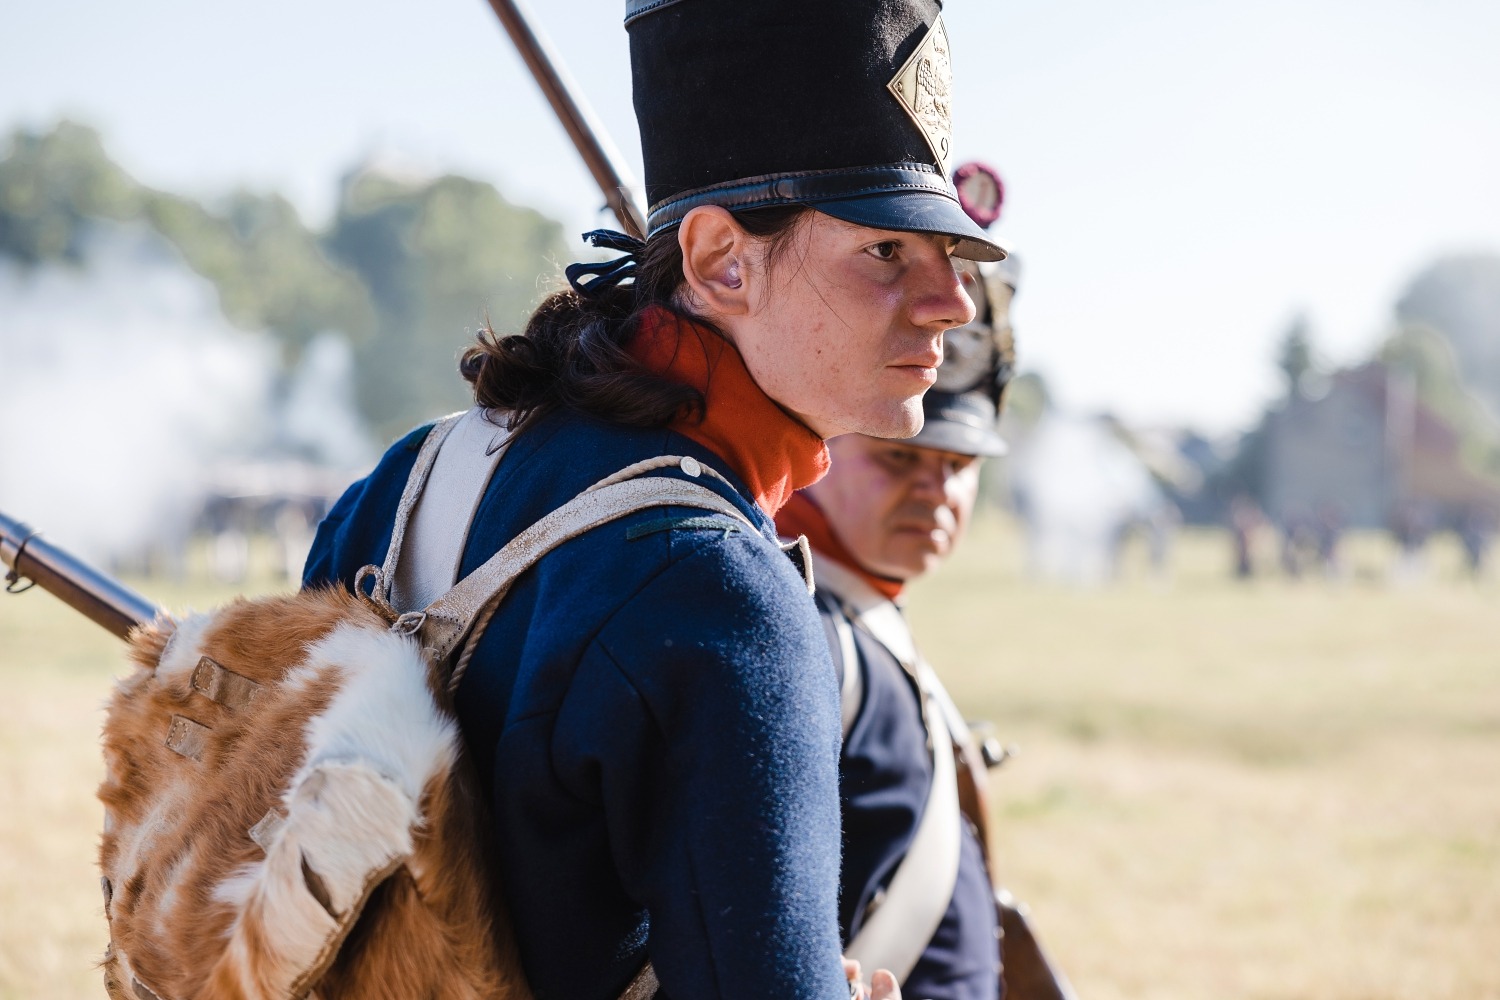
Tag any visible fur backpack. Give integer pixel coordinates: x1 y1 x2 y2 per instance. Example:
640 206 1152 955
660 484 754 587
97 411 752 1000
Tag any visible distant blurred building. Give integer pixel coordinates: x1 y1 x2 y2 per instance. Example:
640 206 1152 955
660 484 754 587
1259 361 1500 529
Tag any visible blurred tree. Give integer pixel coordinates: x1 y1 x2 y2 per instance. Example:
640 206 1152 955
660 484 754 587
0 121 373 364
1217 420 1269 511
1276 313 1316 399
2 121 573 445
999 370 1051 433
1380 322 1500 478
1395 255 1500 420
325 167 569 441
0 121 143 264
145 190 375 363
1217 318 1316 512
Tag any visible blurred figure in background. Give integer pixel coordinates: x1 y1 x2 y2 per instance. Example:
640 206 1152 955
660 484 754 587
1389 499 1431 585
1229 494 1265 579
1279 504 1317 578
1314 501 1347 579
1458 504 1496 578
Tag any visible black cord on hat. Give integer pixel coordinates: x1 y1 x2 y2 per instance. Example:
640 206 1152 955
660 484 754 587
565 229 647 298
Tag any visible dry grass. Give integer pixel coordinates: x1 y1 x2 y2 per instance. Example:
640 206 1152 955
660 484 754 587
907 520 1500 1000
0 576 285 1000
1 520 1496 999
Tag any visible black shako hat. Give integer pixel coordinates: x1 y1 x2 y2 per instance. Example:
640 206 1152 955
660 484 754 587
625 0 1006 261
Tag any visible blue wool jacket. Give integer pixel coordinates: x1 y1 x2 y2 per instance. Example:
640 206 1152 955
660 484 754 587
303 407 849 1000
820 595 1001 1000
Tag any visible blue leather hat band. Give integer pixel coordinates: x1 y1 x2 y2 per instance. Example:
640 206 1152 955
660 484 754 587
647 163 955 231
624 0 689 27
646 163 1006 261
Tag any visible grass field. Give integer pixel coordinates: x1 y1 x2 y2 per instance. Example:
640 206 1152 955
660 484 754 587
1 520 1496 999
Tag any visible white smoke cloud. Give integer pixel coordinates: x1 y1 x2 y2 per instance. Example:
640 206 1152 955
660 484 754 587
0 222 280 566
279 331 374 469
1010 413 1173 585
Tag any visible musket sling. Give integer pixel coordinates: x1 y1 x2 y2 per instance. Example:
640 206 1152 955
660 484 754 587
814 555 965 987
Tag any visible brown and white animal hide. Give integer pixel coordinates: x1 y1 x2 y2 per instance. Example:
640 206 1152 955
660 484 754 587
98 587 530 1000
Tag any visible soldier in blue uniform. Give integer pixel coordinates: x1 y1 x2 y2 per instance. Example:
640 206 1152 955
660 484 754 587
303 3 1005 999
777 167 1032 1000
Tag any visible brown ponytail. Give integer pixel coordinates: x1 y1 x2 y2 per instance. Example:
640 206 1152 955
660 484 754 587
460 206 809 431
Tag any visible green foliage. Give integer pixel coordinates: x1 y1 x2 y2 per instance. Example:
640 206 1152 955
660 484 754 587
0 122 143 264
1 121 572 442
145 190 375 359
1000 370 1051 432
1396 255 1500 416
325 170 569 440
1380 324 1500 479
1276 313 1315 398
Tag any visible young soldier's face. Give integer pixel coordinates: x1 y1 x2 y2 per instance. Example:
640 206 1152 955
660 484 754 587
736 214 975 441
809 435 982 581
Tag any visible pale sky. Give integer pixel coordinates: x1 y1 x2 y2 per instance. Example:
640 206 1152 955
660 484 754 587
5 0 1499 435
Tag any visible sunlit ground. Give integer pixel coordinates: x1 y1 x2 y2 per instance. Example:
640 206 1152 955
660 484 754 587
1 518 1496 1000
908 519 1500 1000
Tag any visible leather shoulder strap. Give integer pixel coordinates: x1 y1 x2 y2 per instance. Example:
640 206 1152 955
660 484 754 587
418 457 754 675
814 554 962 985
391 407 515 611
375 410 467 598
820 595 862 740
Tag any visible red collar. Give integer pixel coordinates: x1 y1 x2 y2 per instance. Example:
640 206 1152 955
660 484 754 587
775 491 905 601
627 306 830 518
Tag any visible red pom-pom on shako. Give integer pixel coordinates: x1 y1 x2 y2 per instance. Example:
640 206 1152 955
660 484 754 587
954 161 1005 230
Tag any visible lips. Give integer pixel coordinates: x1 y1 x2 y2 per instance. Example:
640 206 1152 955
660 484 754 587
892 506 955 540
890 364 938 386
888 349 942 383
891 523 948 555
890 349 943 370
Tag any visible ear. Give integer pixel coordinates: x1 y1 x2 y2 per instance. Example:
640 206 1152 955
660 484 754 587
678 206 752 316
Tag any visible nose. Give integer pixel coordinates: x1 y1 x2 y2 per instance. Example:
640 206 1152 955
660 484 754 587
908 249 977 332
910 452 948 501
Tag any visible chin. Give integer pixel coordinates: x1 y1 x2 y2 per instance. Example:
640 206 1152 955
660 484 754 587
847 398 925 441
876 541 943 582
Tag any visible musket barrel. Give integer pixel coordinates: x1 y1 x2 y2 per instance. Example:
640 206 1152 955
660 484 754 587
484 0 648 239
1 510 158 641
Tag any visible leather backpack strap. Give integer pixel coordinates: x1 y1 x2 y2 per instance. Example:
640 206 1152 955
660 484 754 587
391 407 515 611
416 456 755 683
617 961 660 1000
842 660 961 985
802 555 862 741
376 410 468 595
813 555 963 986
818 592 863 741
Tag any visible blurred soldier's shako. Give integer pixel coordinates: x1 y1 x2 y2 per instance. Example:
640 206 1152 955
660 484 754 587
910 160 1017 456
625 0 1007 261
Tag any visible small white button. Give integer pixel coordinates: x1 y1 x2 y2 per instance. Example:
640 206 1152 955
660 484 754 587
679 456 702 477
